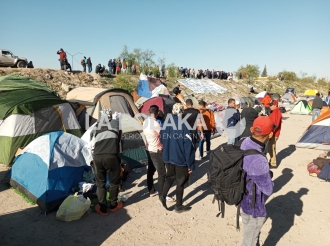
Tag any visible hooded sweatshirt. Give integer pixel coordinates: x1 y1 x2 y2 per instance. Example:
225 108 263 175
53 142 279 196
160 115 195 170
240 137 274 218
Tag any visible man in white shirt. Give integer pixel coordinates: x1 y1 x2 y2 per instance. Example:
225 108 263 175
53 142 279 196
143 105 166 198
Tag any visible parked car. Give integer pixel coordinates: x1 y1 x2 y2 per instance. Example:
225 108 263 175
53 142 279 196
0 49 28 68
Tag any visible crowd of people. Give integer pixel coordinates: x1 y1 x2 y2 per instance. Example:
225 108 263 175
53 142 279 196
179 67 233 80
88 85 283 245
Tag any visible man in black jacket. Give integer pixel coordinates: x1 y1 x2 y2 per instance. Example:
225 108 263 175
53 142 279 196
90 109 123 216
312 93 323 122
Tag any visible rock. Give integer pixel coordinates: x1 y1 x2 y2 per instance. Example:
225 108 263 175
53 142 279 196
61 83 71 92
92 81 99 85
45 73 53 79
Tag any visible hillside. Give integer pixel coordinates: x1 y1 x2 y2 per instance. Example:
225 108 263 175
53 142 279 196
0 68 327 104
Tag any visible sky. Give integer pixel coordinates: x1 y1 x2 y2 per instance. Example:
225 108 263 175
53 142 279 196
2 0 330 79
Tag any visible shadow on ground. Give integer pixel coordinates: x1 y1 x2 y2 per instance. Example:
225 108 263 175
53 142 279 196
277 144 296 166
0 206 131 245
264 188 309 246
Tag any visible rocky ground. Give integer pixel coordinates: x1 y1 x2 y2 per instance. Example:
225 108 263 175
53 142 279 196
1 68 327 104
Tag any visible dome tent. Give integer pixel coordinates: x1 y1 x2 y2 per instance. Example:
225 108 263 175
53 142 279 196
5 131 92 213
0 74 82 165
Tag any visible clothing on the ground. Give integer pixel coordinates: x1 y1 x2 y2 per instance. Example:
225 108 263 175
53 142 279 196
160 115 195 171
240 107 258 138
198 130 211 157
93 155 120 212
312 96 323 110
143 117 162 152
183 108 200 129
146 150 166 196
240 137 274 218
90 119 120 157
269 107 282 137
241 209 265 246
162 163 190 207
269 136 278 166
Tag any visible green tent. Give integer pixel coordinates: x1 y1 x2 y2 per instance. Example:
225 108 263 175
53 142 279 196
290 100 312 115
0 74 82 165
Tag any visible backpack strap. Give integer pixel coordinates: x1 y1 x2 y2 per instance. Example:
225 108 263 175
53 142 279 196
236 206 240 231
243 149 266 157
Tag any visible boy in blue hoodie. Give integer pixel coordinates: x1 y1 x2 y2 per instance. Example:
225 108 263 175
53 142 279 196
240 116 274 246
160 103 195 213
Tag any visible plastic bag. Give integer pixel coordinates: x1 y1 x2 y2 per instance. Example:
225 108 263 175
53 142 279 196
56 193 91 222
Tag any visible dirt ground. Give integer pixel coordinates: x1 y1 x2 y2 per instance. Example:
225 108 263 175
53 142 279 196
0 113 329 246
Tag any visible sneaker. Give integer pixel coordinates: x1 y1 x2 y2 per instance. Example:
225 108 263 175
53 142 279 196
95 204 108 216
175 205 192 213
109 201 123 212
159 196 168 210
269 165 277 169
150 191 159 197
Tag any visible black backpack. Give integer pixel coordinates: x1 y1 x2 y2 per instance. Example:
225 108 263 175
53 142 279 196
209 141 265 229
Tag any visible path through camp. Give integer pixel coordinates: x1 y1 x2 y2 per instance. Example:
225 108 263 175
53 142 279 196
0 113 329 246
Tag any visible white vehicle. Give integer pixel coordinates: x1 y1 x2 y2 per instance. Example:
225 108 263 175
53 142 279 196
0 49 28 68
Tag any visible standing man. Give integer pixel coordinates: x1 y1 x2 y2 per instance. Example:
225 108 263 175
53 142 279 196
160 103 195 213
312 93 323 122
262 92 272 115
56 48 66 69
90 109 123 216
183 99 204 150
224 98 241 145
87 57 92 73
240 116 274 246
268 100 282 169
81 56 87 72
143 105 166 198
197 100 215 159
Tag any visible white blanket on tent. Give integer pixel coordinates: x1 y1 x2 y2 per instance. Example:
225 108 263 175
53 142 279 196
178 79 228 94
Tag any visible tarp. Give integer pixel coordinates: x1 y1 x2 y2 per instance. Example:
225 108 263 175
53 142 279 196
255 91 267 99
177 79 227 94
6 132 92 213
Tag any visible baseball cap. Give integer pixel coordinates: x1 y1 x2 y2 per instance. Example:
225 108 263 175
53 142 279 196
252 116 274 135
235 100 240 105
269 100 278 106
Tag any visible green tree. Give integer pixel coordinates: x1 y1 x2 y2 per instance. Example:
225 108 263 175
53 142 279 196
166 63 177 78
235 64 260 83
278 70 297 81
261 65 268 77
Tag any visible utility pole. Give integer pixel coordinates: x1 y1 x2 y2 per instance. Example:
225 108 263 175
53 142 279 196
66 52 82 70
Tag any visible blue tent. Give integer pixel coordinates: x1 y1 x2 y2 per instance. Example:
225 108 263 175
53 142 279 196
6 131 92 213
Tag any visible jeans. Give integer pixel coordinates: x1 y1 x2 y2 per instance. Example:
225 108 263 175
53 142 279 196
93 155 121 213
241 209 265 246
268 136 278 166
82 64 86 72
227 129 238 145
162 163 190 208
146 150 166 196
88 65 92 73
312 109 321 122
198 130 211 157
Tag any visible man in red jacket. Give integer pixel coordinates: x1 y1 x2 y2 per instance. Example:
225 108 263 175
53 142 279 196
57 48 67 70
268 100 282 168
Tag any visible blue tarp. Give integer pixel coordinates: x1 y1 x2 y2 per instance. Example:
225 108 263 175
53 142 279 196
137 80 151 98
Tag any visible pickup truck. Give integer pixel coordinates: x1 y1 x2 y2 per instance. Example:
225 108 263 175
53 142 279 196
0 49 28 68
